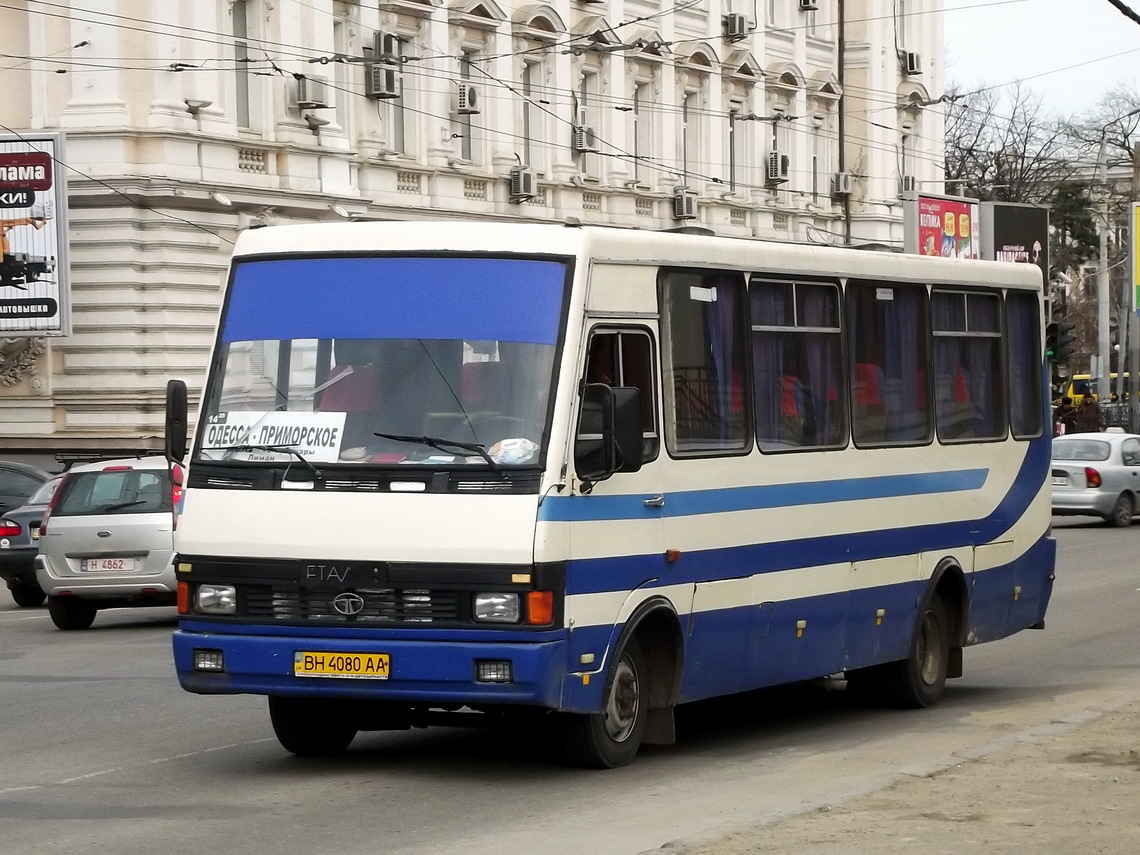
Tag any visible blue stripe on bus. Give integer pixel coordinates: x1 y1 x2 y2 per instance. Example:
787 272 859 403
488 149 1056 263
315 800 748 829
559 434 1048 595
539 468 989 522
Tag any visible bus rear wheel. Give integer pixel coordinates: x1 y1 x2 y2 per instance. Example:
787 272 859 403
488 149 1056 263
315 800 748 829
879 595 951 708
269 696 358 757
556 636 648 768
850 595 950 709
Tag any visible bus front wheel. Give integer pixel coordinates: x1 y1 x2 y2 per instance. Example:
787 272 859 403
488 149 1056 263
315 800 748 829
269 696 358 757
556 636 648 768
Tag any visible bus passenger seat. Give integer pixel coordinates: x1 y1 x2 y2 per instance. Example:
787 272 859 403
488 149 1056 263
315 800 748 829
461 361 511 414
318 363 382 449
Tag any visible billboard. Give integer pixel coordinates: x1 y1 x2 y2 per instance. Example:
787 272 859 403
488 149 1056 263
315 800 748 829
0 133 70 335
980 201 1049 286
903 193 981 260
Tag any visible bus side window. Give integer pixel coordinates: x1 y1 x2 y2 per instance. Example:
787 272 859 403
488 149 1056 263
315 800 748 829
585 330 659 462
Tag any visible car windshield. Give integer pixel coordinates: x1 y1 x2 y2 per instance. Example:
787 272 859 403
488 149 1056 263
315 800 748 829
1051 439 1110 461
196 255 568 468
28 476 61 505
55 469 171 516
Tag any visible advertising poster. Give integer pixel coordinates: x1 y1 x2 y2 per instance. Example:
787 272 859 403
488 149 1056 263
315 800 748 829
914 195 981 260
980 201 1049 286
0 133 70 335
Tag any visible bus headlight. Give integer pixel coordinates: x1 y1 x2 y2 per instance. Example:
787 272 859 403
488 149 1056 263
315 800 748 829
473 592 520 623
196 584 237 615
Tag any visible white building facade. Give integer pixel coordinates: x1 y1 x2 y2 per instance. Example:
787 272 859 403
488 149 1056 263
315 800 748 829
0 0 945 460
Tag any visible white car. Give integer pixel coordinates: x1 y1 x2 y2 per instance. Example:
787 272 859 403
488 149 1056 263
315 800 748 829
35 456 177 630
1050 432 1140 527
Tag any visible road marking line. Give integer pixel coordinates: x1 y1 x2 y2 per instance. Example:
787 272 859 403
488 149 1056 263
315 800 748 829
1 738 276 794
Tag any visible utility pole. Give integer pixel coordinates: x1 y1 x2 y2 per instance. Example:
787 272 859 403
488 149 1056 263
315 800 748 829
1098 138 1111 403
1131 142 1140 432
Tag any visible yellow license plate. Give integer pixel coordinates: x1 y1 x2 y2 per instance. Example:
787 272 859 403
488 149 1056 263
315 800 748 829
294 651 390 680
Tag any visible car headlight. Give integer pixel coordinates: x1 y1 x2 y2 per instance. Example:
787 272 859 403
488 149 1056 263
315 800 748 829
473 592 520 623
195 584 237 615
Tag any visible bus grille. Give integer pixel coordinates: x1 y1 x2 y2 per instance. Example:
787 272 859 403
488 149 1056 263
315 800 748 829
243 586 459 624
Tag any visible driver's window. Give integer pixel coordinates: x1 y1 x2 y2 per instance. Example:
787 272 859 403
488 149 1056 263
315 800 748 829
584 329 659 462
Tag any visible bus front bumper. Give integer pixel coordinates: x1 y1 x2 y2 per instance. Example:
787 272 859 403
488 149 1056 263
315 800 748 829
173 627 568 709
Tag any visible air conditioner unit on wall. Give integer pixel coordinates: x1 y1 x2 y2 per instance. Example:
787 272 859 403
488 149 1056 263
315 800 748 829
510 166 537 202
799 0 819 10
722 13 747 42
573 124 598 153
294 76 331 109
452 83 480 115
831 171 853 196
766 151 790 184
904 51 922 75
673 189 698 220
365 64 401 100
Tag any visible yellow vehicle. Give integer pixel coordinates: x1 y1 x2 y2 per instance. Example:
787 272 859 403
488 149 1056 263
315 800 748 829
1065 373 1130 403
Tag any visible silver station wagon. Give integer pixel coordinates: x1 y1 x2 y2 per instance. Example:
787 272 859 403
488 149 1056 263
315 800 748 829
1050 432 1140 527
35 456 177 630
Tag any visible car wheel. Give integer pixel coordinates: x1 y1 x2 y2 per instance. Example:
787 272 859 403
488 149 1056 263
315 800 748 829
9 582 45 608
268 696 358 757
46 596 97 630
1106 493 1133 527
555 636 648 768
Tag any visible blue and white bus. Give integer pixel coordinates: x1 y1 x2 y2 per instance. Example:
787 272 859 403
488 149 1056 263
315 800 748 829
166 221 1054 768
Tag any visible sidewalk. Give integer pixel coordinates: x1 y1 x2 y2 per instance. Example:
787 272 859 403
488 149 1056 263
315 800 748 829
658 700 1140 855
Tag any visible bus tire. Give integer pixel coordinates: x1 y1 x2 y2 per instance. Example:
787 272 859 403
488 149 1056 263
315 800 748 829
877 594 951 708
556 636 648 768
268 696 358 757
47 596 97 630
1106 493 1133 527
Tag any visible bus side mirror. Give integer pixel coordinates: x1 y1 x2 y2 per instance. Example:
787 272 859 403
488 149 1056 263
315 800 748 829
165 379 189 463
574 384 643 485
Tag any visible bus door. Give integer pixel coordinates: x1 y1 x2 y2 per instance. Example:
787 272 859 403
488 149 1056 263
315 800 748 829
570 325 673 642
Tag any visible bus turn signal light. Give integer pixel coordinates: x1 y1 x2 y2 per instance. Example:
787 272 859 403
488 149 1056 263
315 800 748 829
526 590 554 625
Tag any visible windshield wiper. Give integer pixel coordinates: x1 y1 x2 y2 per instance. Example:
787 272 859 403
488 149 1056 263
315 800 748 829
373 432 502 473
223 444 324 479
100 500 147 512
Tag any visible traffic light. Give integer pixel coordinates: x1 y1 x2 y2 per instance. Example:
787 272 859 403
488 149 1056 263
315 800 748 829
1045 322 1058 360
1056 321 1077 363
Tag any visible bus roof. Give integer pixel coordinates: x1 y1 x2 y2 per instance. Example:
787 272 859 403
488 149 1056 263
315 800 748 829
232 221 1044 291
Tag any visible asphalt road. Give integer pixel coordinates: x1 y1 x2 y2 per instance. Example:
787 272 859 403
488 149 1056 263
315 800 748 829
1 518 1138 855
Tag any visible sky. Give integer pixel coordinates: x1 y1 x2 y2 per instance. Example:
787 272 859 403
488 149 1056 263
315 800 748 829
942 0 1140 117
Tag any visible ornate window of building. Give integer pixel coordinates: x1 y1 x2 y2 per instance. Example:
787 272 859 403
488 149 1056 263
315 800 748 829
624 32 667 188
512 6 563 175
675 45 716 189
378 0 436 156
722 49 761 194
449 0 507 167
764 64 805 193
808 73 841 204
231 0 260 131
897 87 927 192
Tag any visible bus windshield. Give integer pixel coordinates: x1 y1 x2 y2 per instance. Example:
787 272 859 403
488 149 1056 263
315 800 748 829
197 254 568 467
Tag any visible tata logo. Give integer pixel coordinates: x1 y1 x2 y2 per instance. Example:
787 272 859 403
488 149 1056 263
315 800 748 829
332 592 365 616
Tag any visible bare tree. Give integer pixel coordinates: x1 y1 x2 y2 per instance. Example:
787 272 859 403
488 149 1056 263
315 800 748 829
944 83 1087 204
